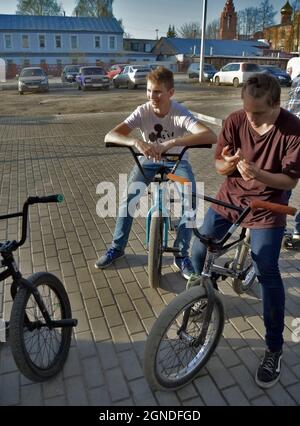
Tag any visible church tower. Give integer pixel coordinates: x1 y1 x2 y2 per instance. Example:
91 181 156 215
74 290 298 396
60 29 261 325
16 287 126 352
280 1 293 25
219 0 237 40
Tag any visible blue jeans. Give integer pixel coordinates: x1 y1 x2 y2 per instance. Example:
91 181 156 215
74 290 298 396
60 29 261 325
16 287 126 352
286 190 300 234
112 160 196 257
191 208 285 352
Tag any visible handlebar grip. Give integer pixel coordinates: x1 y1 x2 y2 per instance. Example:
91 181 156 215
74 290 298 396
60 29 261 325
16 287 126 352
250 200 297 216
105 142 128 148
28 194 64 204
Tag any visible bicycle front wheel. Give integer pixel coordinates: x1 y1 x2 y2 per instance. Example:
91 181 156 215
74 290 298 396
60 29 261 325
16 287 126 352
144 284 224 391
9 272 72 382
148 212 164 289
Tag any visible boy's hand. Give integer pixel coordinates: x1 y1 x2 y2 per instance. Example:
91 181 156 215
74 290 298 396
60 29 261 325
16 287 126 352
237 159 260 181
221 146 242 166
135 140 157 159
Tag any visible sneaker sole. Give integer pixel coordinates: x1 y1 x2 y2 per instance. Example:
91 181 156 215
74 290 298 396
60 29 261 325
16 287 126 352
255 371 281 389
94 254 125 270
173 260 193 280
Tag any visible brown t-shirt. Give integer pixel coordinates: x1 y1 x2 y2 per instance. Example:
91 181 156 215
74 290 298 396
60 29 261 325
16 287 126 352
212 108 300 228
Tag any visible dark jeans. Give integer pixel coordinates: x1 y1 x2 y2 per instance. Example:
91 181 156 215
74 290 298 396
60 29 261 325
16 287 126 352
191 208 285 352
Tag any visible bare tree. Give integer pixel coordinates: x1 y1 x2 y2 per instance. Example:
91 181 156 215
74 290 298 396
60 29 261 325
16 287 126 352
206 19 220 39
177 22 201 38
73 0 113 18
16 0 63 15
258 0 276 30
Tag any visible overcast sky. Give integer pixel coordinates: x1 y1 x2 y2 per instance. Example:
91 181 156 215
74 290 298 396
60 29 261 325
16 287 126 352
0 0 287 39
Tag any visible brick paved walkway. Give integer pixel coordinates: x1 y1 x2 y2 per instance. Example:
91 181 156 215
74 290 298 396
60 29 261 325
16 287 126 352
0 113 299 406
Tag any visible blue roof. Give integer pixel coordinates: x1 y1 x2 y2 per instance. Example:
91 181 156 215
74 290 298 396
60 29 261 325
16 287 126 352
0 14 123 33
164 38 267 56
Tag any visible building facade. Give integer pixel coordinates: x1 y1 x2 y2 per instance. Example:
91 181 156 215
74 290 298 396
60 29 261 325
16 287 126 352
263 1 300 53
0 14 123 77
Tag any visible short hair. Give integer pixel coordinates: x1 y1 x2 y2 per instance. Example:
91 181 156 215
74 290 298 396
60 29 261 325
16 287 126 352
147 66 174 90
241 73 281 107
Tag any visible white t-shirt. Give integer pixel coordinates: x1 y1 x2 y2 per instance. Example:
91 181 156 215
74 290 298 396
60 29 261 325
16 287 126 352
286 57 300 81
124 100 198 160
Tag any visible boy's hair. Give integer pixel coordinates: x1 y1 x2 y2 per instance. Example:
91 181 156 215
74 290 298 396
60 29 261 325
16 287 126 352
147 66 174 90
241 73 281 107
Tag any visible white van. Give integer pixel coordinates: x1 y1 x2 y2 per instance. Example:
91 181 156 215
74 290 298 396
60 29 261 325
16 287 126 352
286 57 300 81
213 62 261 87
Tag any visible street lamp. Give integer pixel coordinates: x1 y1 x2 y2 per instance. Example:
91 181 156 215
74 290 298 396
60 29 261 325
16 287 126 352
199 0 207 83
156 29 159 40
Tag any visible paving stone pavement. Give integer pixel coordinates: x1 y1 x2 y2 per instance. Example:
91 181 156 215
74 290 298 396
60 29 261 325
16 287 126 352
0 113 299 406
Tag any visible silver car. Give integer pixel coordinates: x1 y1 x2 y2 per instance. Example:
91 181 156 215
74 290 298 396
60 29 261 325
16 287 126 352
18 67 49 95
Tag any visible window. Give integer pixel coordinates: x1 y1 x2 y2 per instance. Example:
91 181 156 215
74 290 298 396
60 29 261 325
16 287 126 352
55 35 61 48
71 35 78 49
39 34 45 48
4 34 12 49
144 43 151 53
131 42 139 51
22 34 29 49
23 59 30 67
95 36 101 48
109 36 116 49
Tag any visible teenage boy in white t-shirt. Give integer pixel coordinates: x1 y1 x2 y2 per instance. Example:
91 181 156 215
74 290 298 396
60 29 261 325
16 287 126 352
95 67 216 279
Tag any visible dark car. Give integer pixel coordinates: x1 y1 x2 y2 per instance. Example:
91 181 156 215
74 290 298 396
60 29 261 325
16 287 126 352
76 66 110 90
187 63 217 81
259 65 291 86
61 65 80 83
18 67 49 94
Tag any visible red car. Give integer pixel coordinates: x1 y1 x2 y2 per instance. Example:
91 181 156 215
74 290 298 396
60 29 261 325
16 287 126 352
106 64 127 80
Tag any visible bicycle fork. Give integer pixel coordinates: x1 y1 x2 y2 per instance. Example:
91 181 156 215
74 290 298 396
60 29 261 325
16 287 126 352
179 254 217 347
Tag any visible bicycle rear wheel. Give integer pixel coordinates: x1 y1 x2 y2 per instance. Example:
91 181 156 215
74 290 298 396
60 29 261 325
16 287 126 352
144 284 224 391
9 272 72 382
231 230 256 294
148 212 164 289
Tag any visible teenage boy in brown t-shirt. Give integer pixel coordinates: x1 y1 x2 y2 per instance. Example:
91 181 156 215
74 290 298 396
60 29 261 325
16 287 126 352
191 73 300 389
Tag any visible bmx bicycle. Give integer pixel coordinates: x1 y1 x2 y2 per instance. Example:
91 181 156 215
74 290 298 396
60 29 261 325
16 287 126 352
143 187 296 391
0 195 77 382
105 141 211 289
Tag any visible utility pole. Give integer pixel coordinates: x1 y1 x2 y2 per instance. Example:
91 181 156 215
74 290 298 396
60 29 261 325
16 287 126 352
199 0 207 83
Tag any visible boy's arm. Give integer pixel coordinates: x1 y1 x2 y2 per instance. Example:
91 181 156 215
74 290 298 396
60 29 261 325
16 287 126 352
104 122 158 159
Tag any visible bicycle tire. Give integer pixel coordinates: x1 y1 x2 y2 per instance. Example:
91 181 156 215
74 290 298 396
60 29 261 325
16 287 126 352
231 231 256 294
148 212 163 289
9 272 72 382
144 283 224 391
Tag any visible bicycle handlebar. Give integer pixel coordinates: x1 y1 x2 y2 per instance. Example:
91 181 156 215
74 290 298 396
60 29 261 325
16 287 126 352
0 195 65 251
27 194 64 205
250 199 297 216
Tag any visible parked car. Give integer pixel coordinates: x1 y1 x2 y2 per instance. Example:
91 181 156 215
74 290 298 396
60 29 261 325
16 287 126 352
259 65 291 86
76 66 110 90
112 65 151 89
18 67 49 95
187 63 217 81
106 64 127 80
61 65 80 83
213 62 262 87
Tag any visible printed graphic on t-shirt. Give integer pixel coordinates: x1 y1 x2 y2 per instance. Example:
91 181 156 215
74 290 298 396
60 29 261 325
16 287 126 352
148 124 175 143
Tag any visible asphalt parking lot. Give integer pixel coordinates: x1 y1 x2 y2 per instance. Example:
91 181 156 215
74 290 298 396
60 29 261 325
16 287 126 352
0 77 290 119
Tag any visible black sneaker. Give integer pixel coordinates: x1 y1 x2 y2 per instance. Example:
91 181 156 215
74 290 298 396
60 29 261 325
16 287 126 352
255 349 282 389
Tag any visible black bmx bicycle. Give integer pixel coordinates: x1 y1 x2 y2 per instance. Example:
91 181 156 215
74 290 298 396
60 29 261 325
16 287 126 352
0 195 77 382
144 189 296 391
